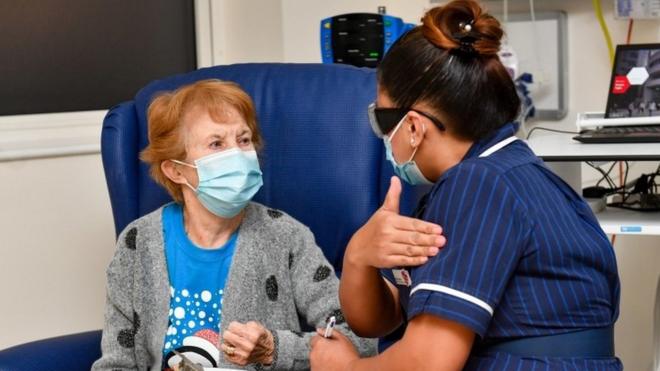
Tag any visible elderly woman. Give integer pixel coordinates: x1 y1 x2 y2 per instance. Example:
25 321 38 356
92 79 375 370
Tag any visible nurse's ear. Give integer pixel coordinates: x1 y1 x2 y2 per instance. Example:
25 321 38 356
405 112 427 150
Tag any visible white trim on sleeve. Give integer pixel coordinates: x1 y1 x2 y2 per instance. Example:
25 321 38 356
410 283 494 316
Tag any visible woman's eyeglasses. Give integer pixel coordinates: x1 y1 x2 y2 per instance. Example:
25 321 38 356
367 102 446 138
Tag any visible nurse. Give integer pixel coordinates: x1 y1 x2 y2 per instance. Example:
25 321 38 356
309 0 622 370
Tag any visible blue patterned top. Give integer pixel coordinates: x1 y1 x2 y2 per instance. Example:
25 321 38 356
161 203 237 369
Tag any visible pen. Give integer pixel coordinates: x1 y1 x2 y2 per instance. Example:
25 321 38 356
323 316 336 338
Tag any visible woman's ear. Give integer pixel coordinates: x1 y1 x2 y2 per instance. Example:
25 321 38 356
161 160 188 185
406 113 427 149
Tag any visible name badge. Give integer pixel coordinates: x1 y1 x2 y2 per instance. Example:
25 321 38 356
392 268 411 287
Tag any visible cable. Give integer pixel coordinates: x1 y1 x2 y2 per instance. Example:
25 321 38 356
526 126 579 139
651 168 660 193
626 19 634 44
608 162 656 212
587 162 615 189
592 0 615 65
623 161 630 199
591 161 618 189
614 20 634 189
587 161 617 190
596 162 617 187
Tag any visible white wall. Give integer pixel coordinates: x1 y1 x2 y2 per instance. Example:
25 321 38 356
211 0 284 64
1 1 658 370
0 154 116 348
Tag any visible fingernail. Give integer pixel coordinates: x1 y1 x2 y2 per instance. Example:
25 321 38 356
428 247 439 255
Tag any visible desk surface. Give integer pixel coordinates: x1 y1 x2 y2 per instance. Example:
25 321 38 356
525 132 660 162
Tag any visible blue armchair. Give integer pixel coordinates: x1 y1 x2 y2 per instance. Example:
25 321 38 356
0 63 425 370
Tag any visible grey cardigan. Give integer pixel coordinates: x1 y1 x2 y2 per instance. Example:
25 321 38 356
92 202 376 370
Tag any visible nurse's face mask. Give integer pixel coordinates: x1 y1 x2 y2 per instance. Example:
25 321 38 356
368 103 445 185
171 148 263 218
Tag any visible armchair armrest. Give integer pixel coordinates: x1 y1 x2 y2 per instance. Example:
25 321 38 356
0 330 101 371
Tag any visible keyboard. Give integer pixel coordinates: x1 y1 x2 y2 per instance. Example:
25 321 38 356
574 125 660 143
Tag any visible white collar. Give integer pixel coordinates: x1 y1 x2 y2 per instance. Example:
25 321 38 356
478 136 518 158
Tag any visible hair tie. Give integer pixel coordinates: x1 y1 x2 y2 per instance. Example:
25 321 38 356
453 20 479 56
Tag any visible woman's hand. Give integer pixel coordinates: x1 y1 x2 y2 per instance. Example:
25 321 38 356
346 176 445 269
221 321 275 366
309 328 359 371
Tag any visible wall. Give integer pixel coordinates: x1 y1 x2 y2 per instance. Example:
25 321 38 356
1 1 658 369
0 154 116 348
210 0 284 64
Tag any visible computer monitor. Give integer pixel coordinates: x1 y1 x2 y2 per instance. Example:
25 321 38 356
605 43 660 119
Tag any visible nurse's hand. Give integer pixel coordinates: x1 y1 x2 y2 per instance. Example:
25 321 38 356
222 321 274 366
309 328 359 371
346 176 445 269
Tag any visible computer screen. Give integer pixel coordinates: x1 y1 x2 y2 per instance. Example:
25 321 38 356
605 43 660 119
0 0 197 116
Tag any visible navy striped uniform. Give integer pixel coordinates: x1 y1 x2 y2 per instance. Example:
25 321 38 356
383 123 622 370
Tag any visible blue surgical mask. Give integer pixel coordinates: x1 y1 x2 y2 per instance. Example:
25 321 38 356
172 148 263 218
383 117 433 186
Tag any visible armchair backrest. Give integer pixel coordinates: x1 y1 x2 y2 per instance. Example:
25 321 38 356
101 63 425 270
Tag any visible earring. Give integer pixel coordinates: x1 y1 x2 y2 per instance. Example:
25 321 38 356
410 138 415 146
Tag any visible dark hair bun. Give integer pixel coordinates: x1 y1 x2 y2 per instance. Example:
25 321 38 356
421 0 503 56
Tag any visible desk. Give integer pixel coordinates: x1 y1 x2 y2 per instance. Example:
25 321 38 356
526 132 660 235
527 132 660 162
